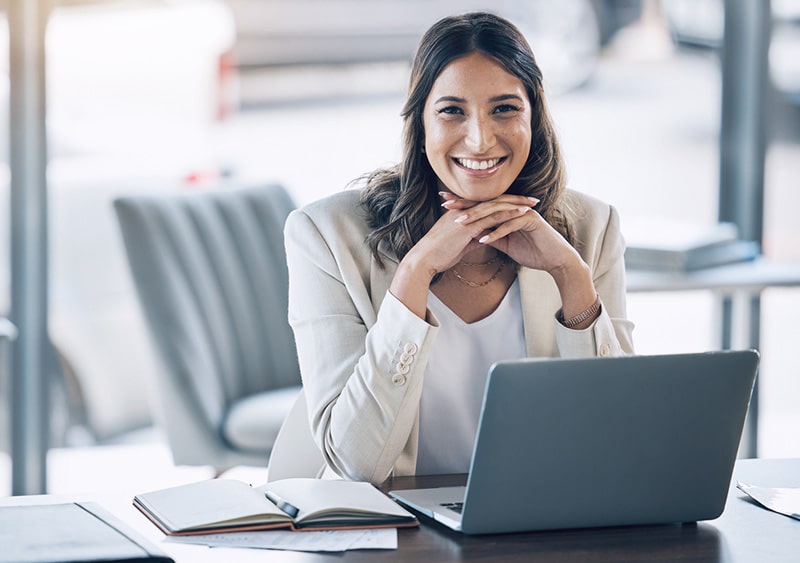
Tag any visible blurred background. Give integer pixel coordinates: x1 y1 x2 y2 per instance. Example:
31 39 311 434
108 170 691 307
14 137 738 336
1 0 798 493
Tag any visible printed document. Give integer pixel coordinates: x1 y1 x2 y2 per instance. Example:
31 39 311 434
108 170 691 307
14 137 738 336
167 528 397 552
737 482 800 521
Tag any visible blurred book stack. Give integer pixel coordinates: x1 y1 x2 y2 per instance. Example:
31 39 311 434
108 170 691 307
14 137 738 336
624 221 760 272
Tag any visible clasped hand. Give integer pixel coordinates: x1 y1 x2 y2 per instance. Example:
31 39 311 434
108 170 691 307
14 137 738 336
391 191 595 321
419 191 584 278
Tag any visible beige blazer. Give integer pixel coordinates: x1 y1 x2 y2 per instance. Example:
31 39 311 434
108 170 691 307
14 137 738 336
285 188 634 485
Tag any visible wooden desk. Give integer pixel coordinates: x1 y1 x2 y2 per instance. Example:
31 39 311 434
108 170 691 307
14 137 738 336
2 458 798 562
626 258 800 457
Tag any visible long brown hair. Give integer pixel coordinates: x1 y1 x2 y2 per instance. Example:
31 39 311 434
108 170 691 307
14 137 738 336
360 12 571 265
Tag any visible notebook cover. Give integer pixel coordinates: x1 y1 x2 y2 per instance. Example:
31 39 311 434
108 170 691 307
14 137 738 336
0 501 174 563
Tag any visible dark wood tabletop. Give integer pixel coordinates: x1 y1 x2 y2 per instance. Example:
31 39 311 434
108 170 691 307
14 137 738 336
370 473 722 563
2 458 798 562
358 459 800 562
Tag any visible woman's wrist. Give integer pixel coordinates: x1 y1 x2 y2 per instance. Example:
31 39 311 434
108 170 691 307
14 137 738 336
390 253 437 320
549 258 598 322
557 294 601 329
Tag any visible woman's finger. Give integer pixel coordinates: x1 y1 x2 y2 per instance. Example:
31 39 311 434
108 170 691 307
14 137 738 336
440 191 539 209
453 202 533 226
476 212 540 244
441 198 475 210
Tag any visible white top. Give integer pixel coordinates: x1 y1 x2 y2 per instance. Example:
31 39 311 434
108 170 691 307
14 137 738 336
416 279 527 475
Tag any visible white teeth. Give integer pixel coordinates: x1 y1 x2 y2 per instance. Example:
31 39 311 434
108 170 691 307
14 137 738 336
458 158 500 170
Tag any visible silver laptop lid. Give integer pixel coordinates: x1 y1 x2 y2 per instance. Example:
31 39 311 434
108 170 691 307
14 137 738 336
460 350 759 535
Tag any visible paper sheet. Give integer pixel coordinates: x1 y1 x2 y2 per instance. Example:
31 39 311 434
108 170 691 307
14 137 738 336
166 528 397 552
736 482 800 521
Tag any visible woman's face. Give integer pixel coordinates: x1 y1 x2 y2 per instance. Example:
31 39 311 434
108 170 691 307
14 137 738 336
422 52 532 201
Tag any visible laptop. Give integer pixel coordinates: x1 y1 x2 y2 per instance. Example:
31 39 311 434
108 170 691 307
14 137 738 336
389 350 759 535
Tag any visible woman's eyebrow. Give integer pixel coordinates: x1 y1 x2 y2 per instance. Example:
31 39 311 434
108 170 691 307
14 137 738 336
433 94 525 104
433 96 466 104
489 94 525 103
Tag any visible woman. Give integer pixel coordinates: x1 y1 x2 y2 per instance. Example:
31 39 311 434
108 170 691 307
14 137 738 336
284 12 634 484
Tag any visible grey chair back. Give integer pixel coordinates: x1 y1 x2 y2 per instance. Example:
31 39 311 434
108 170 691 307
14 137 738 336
113 184 301 469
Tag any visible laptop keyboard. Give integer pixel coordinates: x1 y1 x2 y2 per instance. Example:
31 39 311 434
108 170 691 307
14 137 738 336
439 502 464 514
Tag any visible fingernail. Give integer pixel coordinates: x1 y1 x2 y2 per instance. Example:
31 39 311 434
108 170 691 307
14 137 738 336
519 206 530 214
454 214 468 223
478 235 489 244
528 197 540 204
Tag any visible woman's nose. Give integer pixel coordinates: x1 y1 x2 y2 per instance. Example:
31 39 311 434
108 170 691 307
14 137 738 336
464 115 495 153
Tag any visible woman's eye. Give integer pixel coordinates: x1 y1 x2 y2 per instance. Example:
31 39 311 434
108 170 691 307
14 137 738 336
492 104 521 114
437 106 464 115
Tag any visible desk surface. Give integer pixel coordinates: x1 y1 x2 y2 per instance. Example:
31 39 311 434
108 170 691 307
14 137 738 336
626 258 800 293
2 458 798 562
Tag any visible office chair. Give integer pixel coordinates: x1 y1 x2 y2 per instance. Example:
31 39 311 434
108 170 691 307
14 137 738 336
113 184 302 470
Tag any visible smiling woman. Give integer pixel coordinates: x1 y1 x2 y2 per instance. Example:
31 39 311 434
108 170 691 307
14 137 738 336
283 12 635 485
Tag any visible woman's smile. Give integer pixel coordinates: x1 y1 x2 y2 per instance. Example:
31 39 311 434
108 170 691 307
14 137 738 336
453 157 507 172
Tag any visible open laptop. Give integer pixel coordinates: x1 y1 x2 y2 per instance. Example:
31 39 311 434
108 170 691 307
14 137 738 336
389 350 759 535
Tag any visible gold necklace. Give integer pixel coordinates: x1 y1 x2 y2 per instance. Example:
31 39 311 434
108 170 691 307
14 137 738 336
450 257 508 288
458 253 500 267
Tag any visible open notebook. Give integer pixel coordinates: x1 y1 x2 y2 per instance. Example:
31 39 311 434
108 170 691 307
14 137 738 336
390 350 759 534
134 477 417 535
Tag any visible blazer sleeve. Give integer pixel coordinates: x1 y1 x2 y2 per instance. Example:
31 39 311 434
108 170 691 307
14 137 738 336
554 203 635 357
284 208 438 484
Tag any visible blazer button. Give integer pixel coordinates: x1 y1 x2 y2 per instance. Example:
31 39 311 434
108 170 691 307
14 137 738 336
396 362 410 375
392 374 407 386
403 342 418 355
400 352 413 364
599 343 612 357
